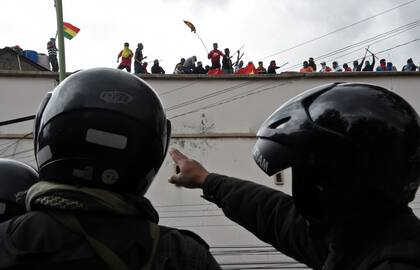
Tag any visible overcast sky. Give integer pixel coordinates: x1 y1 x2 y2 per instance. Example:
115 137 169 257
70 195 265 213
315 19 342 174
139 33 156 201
2 0 420 72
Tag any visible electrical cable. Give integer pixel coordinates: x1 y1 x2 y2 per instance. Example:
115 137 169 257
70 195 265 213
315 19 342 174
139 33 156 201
258 0 417 61
168 80 296 119
282 19 420 70
165 81 256 112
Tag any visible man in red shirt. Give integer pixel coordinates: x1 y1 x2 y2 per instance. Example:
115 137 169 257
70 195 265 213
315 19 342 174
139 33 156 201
208 43 224 69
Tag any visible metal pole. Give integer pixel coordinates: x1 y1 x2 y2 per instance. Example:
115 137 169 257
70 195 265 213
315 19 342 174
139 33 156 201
16 55 22 71
55 0 66 82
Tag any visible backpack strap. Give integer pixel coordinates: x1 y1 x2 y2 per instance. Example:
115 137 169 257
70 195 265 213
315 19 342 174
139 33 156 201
48 212 160 270
141 222 160 270
48 212 131 270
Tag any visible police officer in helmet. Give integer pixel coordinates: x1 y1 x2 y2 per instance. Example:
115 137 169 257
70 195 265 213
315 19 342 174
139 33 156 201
0 68 220 269
0 158 38 222
169 82 420 270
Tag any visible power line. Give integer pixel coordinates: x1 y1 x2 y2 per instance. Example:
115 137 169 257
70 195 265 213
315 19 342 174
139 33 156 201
160 81 198 96
258 0 417 61
168 80 296 119
341 36 420 65
283 19 420 70
0 148 33 159
0 132 32 156
165 81 256 111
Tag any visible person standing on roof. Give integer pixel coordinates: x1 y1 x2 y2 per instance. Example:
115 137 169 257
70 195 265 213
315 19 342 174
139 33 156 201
319 61 332 72
183 56 197 74
174 58 185 74
343 63 352 72
117 42 134 72
402 58 418 71
134 43 146 74
376 59 388 71
267 60 280 74
308 57 317 72
208 43 224 69
362 52 376 71
47 38 58 72
222 48 233 74
193 61 207 74
332 61 343 72
151 60 165 74
300 61 314 73
353 60 363 72
257 61 267 74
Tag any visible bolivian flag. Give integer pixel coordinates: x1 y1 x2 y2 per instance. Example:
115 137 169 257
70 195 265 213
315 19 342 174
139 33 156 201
63 22 80 40
183 20 196 33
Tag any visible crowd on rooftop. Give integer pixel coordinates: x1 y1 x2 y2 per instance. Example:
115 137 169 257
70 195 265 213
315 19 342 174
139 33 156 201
115 42 419 75
39 39 420 74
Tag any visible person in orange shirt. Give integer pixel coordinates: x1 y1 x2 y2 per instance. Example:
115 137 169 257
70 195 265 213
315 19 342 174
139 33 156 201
299 61 314 73
117 42 134 72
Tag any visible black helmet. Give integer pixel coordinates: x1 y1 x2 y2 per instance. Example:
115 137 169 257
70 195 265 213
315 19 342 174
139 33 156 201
253 83 420 224
34 67 171 195
0 158 38 222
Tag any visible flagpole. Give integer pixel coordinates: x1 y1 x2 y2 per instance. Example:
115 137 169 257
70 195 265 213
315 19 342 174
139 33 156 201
195 33 208 55
54 0 66 82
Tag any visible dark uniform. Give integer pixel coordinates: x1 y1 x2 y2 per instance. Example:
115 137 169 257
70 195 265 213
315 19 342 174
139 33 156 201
202 174 420 270
0 202 219 269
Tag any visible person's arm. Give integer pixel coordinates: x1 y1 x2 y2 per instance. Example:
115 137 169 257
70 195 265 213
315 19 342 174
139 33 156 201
202 173 327 267
117 51 122 62
371 54 376 70
168 149 328 269
358 56 366 71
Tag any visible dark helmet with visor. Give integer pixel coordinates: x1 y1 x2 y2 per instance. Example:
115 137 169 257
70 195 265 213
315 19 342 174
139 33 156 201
253 83 420 224
0 158 38 222
34 67 171 195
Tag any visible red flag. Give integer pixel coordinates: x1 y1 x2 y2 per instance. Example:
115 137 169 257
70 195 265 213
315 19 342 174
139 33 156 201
236 63 258 74
207 68 223 75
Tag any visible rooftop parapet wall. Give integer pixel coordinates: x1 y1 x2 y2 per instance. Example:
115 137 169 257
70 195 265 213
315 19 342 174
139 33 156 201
1 70 420 136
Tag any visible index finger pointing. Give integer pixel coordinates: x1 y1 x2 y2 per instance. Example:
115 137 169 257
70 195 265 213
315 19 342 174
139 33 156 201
169 148 188 163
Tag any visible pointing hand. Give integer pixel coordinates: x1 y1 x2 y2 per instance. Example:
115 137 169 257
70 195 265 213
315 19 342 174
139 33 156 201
168 148 209 189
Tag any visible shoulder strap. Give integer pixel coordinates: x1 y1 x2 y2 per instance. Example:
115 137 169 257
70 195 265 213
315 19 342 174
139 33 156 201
141 222 160 270
49 212 160 270
49 212 130 270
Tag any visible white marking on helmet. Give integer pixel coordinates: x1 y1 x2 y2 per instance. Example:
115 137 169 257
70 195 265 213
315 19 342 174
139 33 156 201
37 145 52 165
101 169 119 184
100 91 133 104
73 166 93 180
253 148 269 173
86 129 127 150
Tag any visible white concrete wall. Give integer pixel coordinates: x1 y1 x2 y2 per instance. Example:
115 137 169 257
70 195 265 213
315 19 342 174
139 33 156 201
1 71 420 269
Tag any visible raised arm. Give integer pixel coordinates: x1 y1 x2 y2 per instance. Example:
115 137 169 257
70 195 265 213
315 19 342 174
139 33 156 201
168 149 328 268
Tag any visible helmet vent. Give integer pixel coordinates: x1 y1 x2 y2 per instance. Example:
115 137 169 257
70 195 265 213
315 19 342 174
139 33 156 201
269 117 291 129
